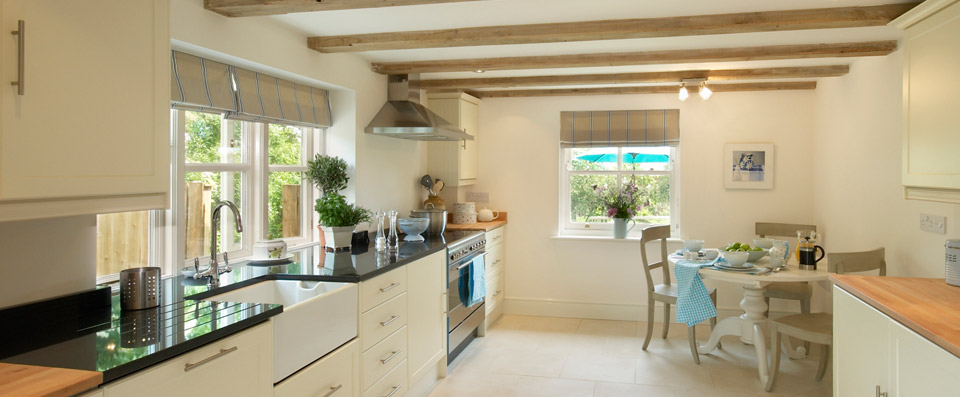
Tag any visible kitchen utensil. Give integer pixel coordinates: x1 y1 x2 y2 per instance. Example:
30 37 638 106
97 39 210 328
477 208 500 222
714 262 756 271
746 249 768 262
434 179 445 193
387 210 399 252
683 240 705 252
703 249 719 260
753 238 774 249
946 240 960 286
796 230 819 261
451 211 477 224
422 194 446 210
411 203 447 235
375 210 387 252
796 230 824 270
252 239 287 260
120 267 161 311
398 218 429 241
419 174 434 190
722 251 750 267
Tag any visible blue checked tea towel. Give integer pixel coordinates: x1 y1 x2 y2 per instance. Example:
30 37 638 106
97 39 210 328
674 259 718 327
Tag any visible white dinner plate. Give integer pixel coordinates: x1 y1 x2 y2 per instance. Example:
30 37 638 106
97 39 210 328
714 262 756 272
247 254 294 266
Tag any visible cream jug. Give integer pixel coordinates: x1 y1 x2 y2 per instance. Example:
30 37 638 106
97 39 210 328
477 208 500 222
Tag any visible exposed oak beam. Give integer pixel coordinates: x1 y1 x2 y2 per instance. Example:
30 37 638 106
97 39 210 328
372 41 896 74
205 0 487 17
309 4 916 52
470 82 818 98
419 65 848 89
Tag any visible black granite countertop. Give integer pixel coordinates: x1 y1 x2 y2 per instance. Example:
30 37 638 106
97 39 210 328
0 234 456 385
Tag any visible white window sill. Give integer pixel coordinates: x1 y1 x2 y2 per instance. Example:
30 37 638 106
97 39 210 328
552 235 683 244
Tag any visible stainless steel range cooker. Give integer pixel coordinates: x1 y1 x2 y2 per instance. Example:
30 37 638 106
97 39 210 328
443 230 487 363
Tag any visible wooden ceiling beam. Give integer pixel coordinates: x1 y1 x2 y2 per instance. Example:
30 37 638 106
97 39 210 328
204 0 487 17
419 65 849 89
471 82 817 98
372 41 896 74
309 4 916 52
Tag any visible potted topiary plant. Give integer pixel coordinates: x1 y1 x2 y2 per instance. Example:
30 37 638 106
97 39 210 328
306 154 372 250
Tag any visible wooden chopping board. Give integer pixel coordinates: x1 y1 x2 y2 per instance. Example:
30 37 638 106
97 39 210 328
0 363 101 397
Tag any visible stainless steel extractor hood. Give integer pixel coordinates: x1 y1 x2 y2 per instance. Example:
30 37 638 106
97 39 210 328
365 74 473 141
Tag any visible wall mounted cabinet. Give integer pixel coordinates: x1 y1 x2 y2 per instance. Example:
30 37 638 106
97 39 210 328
426 93 480 187
892 0 960 203
0 0 170 221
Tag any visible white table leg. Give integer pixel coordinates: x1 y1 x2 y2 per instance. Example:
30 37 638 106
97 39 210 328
698 317 741 354
753 322 770 386
738 286 768 345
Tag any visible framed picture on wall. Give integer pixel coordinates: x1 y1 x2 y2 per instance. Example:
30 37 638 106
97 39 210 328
724 143 774 189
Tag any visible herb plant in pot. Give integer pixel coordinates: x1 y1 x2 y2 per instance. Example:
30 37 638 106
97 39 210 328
306 155 372 250
595 180 644 239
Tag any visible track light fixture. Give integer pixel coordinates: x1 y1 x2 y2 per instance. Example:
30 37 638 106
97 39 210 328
678 82 689 101
679 78 711 101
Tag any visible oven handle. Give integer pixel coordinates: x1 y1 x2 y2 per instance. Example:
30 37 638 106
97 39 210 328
454 251 490 270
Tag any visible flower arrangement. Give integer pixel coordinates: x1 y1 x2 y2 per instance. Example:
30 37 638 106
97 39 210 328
593 180 644 220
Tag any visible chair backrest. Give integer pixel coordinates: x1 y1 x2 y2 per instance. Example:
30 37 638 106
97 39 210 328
755 222 817 239
640 225 672 290
828 248 886 276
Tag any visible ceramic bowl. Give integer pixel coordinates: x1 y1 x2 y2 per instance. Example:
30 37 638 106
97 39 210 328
397 218 429 241
746 249 768 262
723 251 750 267
753 238 774 249
703 249 720 260
683 240 705 252
252 239 287 260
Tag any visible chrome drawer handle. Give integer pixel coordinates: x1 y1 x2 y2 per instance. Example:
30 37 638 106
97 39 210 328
184 346 237 372
380 315 400 327
380 282 400 292
380 350 401 364
384 385 401 397
493 235 501 241
494 259 502 265
321 384 343 397
493 289 502 297
11 20 24 95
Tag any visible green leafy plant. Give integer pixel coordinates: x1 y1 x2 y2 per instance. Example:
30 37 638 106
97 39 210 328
306 154 348 196
315 193 372 227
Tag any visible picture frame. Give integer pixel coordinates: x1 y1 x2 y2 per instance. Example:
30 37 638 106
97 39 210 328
724 143 774 189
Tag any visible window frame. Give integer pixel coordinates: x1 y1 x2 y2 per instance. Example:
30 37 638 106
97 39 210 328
258 122 320 247
558 146 679 237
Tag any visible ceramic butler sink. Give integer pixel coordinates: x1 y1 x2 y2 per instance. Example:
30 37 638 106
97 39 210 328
204 280 358 383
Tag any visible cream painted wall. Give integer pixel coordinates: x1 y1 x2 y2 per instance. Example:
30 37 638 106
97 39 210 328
813 51 960 278
170 0 428 217
0 216 96 309
473 91 817 316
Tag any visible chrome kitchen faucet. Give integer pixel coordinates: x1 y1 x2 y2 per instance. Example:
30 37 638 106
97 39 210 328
194 200 243 286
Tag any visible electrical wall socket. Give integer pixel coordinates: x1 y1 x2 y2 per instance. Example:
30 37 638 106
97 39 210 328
466 191 489 202
920 214 946 234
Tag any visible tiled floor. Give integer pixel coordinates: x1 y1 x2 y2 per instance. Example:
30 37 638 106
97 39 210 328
427 315 831 397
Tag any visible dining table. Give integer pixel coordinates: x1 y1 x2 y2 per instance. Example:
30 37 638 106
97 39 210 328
667 252 830 386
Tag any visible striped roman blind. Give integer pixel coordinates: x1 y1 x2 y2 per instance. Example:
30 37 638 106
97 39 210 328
227 67 332 128
170 51 333 128
560 109 679 147
170 51 237 113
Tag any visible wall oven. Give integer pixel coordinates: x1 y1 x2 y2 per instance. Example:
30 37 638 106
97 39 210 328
445 231 486 363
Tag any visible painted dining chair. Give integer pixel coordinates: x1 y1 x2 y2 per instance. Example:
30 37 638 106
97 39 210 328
755 222 817 317
765 247 886 392
639 224 718 364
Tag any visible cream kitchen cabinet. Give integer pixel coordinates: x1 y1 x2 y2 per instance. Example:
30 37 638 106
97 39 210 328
0 0 170 221
405 251 446 394
834 286 960 396
275 339 360 397
426 93 480 187
358 267 408 396
893 0 960 203
484 226 506 327
103 322 273 397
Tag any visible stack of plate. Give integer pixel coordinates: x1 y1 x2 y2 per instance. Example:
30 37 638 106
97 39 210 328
714 262 756 272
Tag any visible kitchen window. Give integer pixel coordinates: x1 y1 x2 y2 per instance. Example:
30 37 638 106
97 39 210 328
560 146 677 236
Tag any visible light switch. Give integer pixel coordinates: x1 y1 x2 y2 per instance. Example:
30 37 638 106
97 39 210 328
466 191 489 202
920 214 946 234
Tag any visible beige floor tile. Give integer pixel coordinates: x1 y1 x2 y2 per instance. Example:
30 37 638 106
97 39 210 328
510 376 596 397
522 315 583 333
491 345 568 377
428 372 521 397
578 319 638 337
538 333 606 356
560 353 637 383
634 354 716 390
595 382 677 397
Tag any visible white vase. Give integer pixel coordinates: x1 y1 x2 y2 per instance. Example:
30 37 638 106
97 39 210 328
322 225 355 250
613 218 636 239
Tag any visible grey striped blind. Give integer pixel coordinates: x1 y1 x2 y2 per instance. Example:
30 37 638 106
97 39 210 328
171 51 237 113
170 51 333 128
227 67 332 128
560 110 679 148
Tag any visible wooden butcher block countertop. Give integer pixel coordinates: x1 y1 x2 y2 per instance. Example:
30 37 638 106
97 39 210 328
445 212 507 232
831 275 960 358
0 363 101 397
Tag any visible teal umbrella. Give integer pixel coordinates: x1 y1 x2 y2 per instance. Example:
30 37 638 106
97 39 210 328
576 152 669 163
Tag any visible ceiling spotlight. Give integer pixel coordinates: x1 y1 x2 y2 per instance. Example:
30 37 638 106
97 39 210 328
699 81 713 100
678 83 689 101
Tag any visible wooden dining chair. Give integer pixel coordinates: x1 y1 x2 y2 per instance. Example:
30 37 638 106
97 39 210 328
639 225 718 364
765 247 886 392
755 222 817 317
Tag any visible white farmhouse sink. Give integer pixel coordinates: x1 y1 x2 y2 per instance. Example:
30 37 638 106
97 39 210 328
204 280 358 383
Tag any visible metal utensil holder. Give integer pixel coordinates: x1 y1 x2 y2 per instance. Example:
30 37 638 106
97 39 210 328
120 267 161 311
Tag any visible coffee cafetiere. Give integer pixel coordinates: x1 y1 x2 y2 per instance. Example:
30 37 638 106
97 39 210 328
796 230 825 270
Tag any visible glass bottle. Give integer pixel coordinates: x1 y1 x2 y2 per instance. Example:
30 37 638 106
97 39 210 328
375 210 386 252
387 210 399 252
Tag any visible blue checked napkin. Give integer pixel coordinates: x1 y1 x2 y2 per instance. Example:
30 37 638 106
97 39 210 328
674 259 718 327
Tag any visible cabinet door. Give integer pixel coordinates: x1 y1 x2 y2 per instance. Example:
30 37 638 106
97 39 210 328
0 0 169 201
405 251 446 384
889 321 960 396
276 339 360 397
833 287 890 396
458 99 479 182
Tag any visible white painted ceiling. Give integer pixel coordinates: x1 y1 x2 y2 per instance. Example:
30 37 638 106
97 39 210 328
262 0 912 85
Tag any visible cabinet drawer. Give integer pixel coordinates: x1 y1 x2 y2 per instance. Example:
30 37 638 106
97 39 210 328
362 359 407 397
360 268 407 313
485 227 505 247
360 293 408 351
104 323 273 397
275 339 359 397
485 243 504 277
485 271 504 313
362 327 407 390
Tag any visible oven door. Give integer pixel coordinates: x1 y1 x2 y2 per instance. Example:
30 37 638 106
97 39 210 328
447 251 487 329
